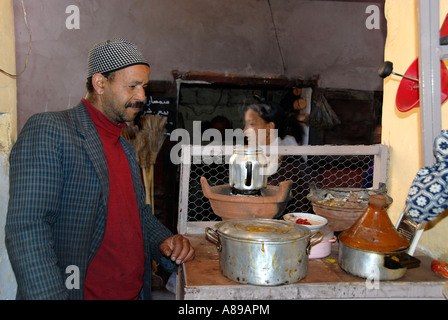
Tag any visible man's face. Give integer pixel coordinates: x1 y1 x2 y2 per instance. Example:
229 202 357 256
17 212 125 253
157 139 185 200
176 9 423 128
101 64 150 124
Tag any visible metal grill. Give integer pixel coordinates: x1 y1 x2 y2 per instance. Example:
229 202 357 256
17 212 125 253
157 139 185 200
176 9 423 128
177 144 388 234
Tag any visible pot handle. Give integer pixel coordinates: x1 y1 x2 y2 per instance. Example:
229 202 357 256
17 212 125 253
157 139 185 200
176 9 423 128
245 161 253 187
205 227 222 252
384 252 421 270
307 231 324 255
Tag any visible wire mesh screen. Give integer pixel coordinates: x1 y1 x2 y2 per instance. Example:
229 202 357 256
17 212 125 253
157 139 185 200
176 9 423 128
185 150 376 222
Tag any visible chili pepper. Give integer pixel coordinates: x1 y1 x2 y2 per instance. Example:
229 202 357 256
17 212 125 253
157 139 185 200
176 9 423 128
431 260 448 278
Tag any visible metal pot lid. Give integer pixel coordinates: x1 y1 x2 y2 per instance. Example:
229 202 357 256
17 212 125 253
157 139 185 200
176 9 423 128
214 218 311 242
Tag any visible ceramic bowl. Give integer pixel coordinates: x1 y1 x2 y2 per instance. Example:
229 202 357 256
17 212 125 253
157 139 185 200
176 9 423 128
283 212 328 232
311 202 365 232
201 177 293 220
309 226 337 259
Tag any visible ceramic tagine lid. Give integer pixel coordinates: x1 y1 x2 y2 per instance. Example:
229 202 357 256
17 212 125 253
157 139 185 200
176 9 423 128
339 194 410 253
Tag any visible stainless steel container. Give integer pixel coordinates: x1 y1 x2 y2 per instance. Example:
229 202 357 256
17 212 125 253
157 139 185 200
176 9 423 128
229 146 267 195
337 195 420 280
338 241 420 280
206 218 322 286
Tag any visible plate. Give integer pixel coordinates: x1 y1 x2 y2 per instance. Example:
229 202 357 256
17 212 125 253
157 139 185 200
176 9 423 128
283 212 328 232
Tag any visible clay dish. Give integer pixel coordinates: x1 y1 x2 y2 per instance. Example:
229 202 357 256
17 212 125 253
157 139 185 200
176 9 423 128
200 176 293 220
339 195 410 253
311 203 365 232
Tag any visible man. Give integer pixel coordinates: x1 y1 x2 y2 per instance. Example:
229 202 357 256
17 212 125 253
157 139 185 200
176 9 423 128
5 39 194 300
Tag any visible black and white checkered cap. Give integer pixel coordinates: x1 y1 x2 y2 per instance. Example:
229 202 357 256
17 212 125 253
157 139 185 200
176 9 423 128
87 38 149 78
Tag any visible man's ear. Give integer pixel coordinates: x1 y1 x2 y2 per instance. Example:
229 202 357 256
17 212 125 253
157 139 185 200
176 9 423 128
91 73 107 94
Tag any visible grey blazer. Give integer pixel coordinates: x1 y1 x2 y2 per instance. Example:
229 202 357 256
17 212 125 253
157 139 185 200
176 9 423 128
5 101 176 300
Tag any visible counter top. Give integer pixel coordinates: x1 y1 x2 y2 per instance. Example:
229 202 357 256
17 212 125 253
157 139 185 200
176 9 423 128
179 234 447 300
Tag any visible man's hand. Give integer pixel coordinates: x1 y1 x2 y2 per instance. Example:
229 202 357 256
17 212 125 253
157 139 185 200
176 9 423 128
160 234 195 264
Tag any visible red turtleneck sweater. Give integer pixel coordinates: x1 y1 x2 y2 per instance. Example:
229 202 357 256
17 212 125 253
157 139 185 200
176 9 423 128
82 98 145 300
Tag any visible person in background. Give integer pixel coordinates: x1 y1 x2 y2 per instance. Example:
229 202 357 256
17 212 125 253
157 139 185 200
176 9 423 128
373 123 382 144
244 101 304 148
211 115 232 144
5 39 194 300
200 115 232 145
243 101 311 213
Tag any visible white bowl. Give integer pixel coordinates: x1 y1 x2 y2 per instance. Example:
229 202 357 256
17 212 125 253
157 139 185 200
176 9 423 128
283 212 328 232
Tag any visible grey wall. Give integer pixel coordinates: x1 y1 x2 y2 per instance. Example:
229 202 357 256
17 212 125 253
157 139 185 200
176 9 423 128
14 0 386 131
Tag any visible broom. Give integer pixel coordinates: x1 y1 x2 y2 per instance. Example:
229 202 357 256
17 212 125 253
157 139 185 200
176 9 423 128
139 114 168 214
308 89 341 129
140 114 167 278
121 115 168 213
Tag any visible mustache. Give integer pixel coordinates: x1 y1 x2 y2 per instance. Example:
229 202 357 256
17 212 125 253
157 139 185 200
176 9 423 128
125 101 145 109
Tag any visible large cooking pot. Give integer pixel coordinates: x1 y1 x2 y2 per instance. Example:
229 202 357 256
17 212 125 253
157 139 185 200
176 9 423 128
338 195 420 280
229 146 267 195
206 218 322 286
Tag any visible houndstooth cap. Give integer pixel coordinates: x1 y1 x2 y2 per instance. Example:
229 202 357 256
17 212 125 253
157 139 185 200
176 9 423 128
87 38 149 78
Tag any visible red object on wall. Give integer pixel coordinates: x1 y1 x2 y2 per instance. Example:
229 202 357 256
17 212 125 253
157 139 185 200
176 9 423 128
395 13 448 112
395 59 448 112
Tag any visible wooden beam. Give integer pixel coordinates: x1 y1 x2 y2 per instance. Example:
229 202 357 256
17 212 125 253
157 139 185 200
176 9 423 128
172 70 316 88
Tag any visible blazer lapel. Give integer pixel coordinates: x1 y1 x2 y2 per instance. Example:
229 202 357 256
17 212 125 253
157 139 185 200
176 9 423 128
72 101 109 260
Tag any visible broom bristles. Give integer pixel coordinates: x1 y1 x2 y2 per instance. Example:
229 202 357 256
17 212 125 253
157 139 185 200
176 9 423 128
121 114 168 208
141 114 167 165
122 114 168 167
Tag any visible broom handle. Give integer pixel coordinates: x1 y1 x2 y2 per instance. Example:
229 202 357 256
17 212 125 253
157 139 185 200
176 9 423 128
149 164 154 215
142 167 150 205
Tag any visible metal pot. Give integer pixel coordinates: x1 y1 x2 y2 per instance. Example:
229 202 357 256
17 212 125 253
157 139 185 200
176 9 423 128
338 241 420 280
229 146 267 195
206 218 322 286
337 195 420 280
